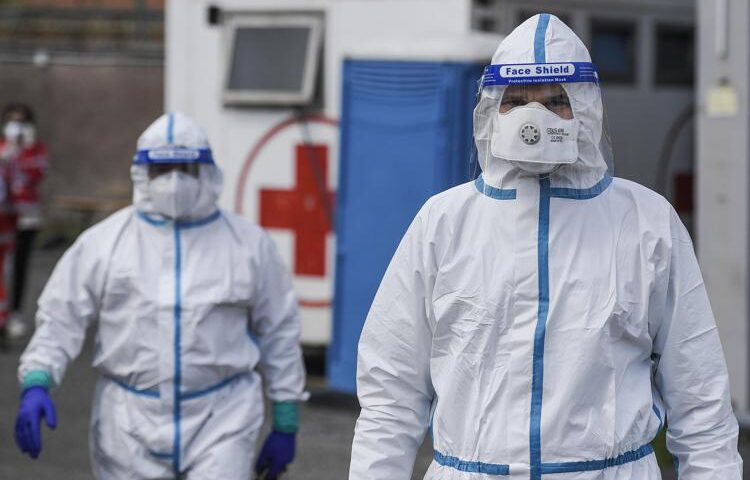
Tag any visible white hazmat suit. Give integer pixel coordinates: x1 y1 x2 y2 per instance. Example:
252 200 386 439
19 112 306 479
350 14 742 480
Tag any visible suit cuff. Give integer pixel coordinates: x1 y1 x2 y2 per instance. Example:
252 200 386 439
272 401 299 433
21 370 52 391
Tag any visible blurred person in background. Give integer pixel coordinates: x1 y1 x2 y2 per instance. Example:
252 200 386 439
0 103 48 340
0 117 19 344
13 112 306 480
350 14 742 480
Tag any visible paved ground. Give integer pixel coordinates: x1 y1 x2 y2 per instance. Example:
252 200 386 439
0 245 744 478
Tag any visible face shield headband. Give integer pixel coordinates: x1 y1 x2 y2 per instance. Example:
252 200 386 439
481 62 599 87
132 147 214 165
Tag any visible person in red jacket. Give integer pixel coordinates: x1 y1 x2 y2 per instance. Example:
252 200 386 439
0 145 15 343
0 103 47 340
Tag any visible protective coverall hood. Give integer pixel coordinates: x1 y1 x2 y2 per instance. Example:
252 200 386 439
474 14 611 189
132 112 223 220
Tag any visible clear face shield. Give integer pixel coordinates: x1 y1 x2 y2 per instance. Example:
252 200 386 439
131 145 221 220
473 61 613 187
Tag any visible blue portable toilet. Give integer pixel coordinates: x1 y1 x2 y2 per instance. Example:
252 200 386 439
328 33 502 393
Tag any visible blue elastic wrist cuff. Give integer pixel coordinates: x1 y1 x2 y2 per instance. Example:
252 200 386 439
21 370 52 391
272 401 299 434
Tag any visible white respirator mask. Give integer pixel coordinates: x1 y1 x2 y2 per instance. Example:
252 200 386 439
147 170 202 219
3 121 36 147
491 102 580 174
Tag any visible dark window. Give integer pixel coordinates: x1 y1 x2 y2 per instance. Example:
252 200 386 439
222 16 324 106
228 26 310 92
590 19 637 85
655 24 694 86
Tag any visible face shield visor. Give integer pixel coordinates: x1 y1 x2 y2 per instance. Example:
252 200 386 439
132 145 222 220
473 61 613 186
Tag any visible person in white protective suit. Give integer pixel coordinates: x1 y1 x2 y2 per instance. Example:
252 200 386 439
14 112 306 479
350 14 742 480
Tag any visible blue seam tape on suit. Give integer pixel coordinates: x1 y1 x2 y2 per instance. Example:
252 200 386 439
136 210 167 226
549 175 612 199
534 13 551 64
434 450 510 475
469 174 614 476
540 444 654 474
529 174 612 478
530 176 552 480
136 210 221 228
110 373 243 400
133 207 223 475
474 175 517 200
182 374 242 400
167 112 174 144
435 443 652 475
149 449 173 460
110 379 160 398
172 223 182 475
455 173 613 477
474 175 612 201
652 404 663 431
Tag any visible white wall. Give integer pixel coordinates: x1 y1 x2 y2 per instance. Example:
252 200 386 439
697 0 750 415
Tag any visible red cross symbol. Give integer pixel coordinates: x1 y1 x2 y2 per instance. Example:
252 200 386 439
259 144 335 277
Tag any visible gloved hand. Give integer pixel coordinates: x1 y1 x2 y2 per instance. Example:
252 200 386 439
14 386 57 459
255 431 296 479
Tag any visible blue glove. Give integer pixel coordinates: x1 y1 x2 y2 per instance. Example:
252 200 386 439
15 386 57 459
255 431 296 479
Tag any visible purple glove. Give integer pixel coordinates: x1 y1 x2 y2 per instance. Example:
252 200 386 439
14 386 57 459
255 431 296 479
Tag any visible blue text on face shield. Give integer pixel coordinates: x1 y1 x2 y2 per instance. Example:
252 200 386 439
536 64 571 75
502 64 573 78
482 62 598 86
